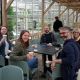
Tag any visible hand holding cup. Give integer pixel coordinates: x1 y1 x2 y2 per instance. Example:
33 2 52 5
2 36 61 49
3 35 7 40
47 43 52 47
0 35 7 43
27 52 34 60
46 60 51 67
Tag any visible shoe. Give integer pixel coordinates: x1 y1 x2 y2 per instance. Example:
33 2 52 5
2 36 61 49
40 74 46 78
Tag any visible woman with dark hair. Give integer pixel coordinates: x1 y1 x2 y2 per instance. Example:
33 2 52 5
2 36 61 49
0 26 12 66
10 30 38 70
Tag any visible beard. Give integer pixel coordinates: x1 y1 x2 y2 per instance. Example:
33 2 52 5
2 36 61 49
61 36 67 40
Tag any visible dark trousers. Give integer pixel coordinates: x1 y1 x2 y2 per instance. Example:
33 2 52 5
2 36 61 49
42 54 52 73
5 58 8 65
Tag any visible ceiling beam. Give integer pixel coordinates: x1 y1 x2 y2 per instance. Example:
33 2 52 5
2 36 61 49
44 1 55 14
6 0 14 11
58 2 80 5
59 7 68 17
41 0 45 31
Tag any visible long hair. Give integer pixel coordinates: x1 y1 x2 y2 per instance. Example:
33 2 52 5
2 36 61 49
18 30 29 48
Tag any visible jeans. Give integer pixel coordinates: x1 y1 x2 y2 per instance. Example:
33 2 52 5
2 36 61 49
27 57 38 70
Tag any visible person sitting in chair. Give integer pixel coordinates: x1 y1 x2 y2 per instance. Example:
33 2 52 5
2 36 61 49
40 25 56 77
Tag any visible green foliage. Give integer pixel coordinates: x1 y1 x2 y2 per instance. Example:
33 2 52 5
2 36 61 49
7 7 15 39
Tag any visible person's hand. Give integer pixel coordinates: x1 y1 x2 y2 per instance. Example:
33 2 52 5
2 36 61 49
47 43 52 47
26 54 32 60
51 60 56 71
7 50 12 53
5 55 10 59
3 35 7 40
0 38 5 43
26 52 34 60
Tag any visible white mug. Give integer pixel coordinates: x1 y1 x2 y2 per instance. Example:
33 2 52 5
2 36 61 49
3 35 7 40
46 60 51 67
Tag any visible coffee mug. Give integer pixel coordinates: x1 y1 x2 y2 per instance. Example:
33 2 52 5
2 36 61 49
46 60 51 67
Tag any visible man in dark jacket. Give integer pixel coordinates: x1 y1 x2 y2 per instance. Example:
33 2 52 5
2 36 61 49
40 25 56 77
53 16 63 44
53 16 63 32
51 27 80 80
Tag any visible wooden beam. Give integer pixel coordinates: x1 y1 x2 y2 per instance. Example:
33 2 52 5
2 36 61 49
67 8 69 26
44 1 55 14
75 11 79 22
70 7 80 9
73 11 75 26
41 0 45 31
69 11 74 17
58 3 61 17
6 0 14 11
59 7 68 17
61 2 80 6
2 0 7 26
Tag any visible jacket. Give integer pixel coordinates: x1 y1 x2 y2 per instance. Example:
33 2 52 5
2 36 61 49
40 32 56 44
10 40 28 61
0 40 12 57
57 39 80 80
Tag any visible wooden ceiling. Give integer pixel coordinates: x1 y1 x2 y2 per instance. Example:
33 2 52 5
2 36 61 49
54 0 80 12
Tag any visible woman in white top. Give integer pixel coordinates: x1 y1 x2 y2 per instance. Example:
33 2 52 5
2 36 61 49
0 26 12 66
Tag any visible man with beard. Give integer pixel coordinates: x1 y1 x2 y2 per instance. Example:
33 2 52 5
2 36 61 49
51 27 80 80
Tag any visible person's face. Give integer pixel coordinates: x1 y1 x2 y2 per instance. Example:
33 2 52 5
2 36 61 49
44 26 50 33
1 27 7 35
59 30 69 40
73 31 80 39
22 32 30 42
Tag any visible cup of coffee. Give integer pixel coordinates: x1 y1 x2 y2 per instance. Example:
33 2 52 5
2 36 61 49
47 43 52 46
5 55 10 59
34 49 38 52
55 47 59 50
46 60 51 67
32 44 37 48
3 35 7 40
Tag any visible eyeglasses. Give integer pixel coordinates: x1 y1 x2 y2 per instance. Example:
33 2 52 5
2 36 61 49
59 32 67 34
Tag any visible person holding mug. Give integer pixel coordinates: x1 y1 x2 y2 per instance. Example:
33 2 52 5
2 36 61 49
10 30 38 80
0 26 12 66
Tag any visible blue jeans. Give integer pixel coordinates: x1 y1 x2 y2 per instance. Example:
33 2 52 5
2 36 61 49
27 57 38 70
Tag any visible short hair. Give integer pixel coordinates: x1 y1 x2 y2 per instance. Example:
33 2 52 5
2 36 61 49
55 16 59 19
59 26 73 32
